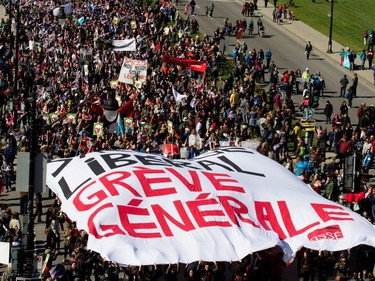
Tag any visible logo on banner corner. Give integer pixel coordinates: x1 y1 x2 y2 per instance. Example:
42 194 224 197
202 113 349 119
307 225 344 241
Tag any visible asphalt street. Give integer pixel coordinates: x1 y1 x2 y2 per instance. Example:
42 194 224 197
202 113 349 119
176 0 375 129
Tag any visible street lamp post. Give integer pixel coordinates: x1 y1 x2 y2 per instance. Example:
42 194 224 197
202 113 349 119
327 0 334 53
103 89 119 123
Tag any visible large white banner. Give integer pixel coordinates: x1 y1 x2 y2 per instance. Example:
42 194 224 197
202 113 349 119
46 147 375 265
118 57 147 85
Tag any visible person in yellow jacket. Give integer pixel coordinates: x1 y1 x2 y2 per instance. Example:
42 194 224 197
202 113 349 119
229 89 239 108
292 122 302 151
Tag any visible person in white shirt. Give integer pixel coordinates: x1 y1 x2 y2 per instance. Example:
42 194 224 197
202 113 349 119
9 213 20 235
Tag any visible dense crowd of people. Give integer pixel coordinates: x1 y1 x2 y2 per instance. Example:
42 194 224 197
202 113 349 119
0 0 375 280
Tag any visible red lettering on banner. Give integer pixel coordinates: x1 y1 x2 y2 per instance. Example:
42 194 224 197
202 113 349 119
166 168 202 192
152 200 195 236
278 201 319 237
307 225 344 241
255 201 286 240
99 171 141 197
202 172 245 193
219 196 259 228
73 181 107 211
186 193 231 227
311 203 354 222
133 168 176 197
118 199 161 238
88 203 126 239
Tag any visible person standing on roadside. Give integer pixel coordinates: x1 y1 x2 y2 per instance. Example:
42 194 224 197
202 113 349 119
257 18 263 35
265 48 272 70
360 49 366 70
363 29 369 45
209 2 214 17
305 41 313 60
339 48 346 66
339 74 349 97
367 48 374 69
348 50 356 70
324 100 333 124
265 0 268 7
189 0 196 15
346 86 354 108
351 73 358 98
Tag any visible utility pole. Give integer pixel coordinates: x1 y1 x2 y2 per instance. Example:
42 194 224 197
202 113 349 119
327 0 334 53
13 1 20 129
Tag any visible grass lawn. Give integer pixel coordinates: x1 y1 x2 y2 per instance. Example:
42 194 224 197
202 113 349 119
278 0 375 53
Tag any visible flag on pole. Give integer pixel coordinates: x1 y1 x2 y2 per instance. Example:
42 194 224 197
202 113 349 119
116 115 125 136
172 87 187 104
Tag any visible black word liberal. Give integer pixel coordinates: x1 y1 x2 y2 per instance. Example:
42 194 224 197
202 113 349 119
50 148 265 201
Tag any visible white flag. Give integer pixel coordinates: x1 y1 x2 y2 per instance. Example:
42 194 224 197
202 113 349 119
111 39 136 52
172 87 187 104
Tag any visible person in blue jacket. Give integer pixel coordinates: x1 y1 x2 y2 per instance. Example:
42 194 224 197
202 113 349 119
362 149 373 173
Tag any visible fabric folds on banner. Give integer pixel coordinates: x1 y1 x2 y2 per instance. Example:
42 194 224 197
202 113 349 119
163 54 207 73
172 87 187 103
46 147 375 265
111 39 136 51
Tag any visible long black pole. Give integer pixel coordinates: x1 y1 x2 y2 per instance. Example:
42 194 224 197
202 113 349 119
327 0 334 53
25 83 36 278
13 0 19 129
8 0 12 36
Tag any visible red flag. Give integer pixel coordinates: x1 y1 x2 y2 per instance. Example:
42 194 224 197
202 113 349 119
118 98 134 117
163 54 207 73
164 143 180 155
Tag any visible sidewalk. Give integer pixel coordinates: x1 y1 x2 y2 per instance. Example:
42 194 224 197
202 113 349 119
256 5 375 88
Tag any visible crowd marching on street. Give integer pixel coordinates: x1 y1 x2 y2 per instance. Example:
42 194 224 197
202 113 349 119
0 0 374 280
